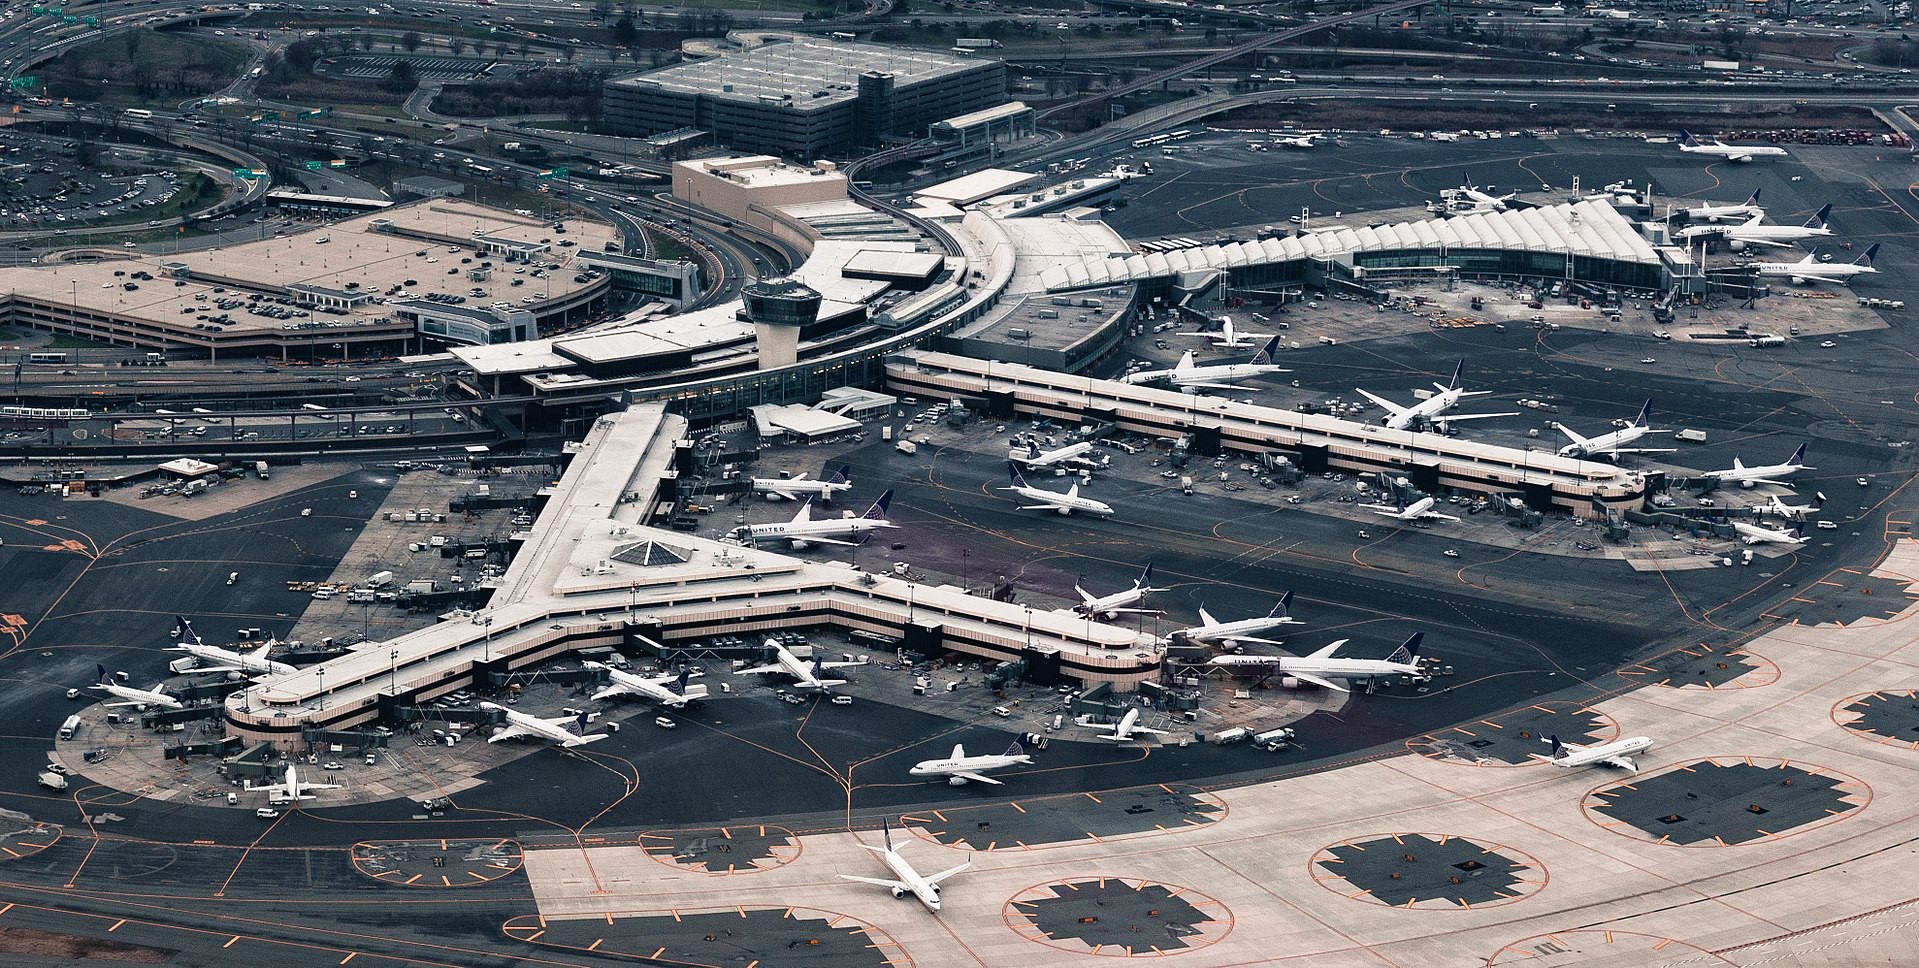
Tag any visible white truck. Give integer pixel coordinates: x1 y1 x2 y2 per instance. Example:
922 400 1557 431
366 571 395 589
253 461 269 479
37 771 68 791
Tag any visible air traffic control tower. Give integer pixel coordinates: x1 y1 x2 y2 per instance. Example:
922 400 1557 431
743 279 822 369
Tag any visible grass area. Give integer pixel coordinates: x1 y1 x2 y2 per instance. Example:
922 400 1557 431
523 119 596 133
47 333 114 349
40 29 250 107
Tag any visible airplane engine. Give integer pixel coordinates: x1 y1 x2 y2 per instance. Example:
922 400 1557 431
1727 239 1748 252
891 887 908 899
947 776 969 786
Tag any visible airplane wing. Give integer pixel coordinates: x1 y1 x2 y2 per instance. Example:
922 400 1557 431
1422 511 1462 522
1176 381 1254 392
799 535 862 547
926 862 971 885
949 771 1003 785
1289 670 1350 693
1226 635 1293 647
764 488 800 502
1132 726 1172 736
187 664 244 674
1018 503 1066 511
1304 640 1345 660
1739 237 1795 249
815 660 867 670
1098 607 1165 616
303 782 344 791
736 664 783 675
487 723 533 743
1354 388 1410 418
1552 423 1589 446
838 874 914 892
1360 503 1401 516
1601 755 1639 772
1607 447 1678 455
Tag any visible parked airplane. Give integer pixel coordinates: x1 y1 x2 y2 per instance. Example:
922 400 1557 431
1274 134 1319 149
1002 462 1113 516
92 664 182 710
1010 438 1097 470
168 616 297 677
1073 563 1166 618
909 740 1033 785
1700 444 1812 488
1208 633 1425 692
1690 188 1763 222
1733 519 1806 546
1751 243 1879 285
245 763 341 802
1356 360 1516 431
751 465 852 503
1529 733 1655 773
1457 174 1516 211
837 817 970 913
1759 493 1820 521
1178 315 1271 348
1677 129 1788 163
1167 592 1303 649
1361 495 1460 523
1677 204 1832 251
1087 707 1171 742
479 702 608 747
1121 336 1289 391
1551 400 1674 460
729 491 898 549
738 641 868 690
585 663 708 707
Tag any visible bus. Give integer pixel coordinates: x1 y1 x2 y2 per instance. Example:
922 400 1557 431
123 108 153 119
468 164 493 175
26 351 67 364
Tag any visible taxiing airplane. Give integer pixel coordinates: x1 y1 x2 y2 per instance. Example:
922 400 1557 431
1168 592 1303 649
1678 204 1832 251
1751 243 1879 285
1002 462 1113 517
585 663 709 707
1356 360 1516 431
1088 707 1171 742
909 740 1032 786
1457 174 1516 211
1529 733 1655 773
738 641 868 690
1700 444 1812 488
1551 400 1674 460
1677 129 1789 163
1074 563 1166 619
1758 493 1820 521
1733 519 1806 546
1274 134 1319 150
244 763 342 802
1010 438 1097 470
479 702 608 747
1361 495 1460 523
1689 188 1763 223
837 817 970 913
729 491 898 549
1179 315 1271 348
1209 633 1425 692
168 616 297 678
92 664 183 710
751 465 852 503
1121 336 1289 392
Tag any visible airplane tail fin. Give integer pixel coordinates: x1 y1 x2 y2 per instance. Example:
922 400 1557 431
881 815 893 850
96 663 110 685
1677 129 1698 146
1633 398 1652 428
1548 734 1567 758
1270 590 1294 620
1006 461 1030 490
1027 440 1041 459
1250 335 1281 366
1461 171 1476 189
673 669 689 695
828 464 852 485
1744 187 1761 207
1856 242 1881 268
864 490 895 520
1004 740 1025 757
1138 562 1154 588
1786 443 1807 467
1806 203 1832 229
1446 359 1464 391
1386 632 1423 665
575 711 590 733
176 616 202 646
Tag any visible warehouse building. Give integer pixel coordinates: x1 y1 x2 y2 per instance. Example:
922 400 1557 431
602 35 1006 157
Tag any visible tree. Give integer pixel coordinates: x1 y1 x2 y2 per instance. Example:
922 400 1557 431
592 0 612 19
383 58 417 93
124 26 143 59
401 31 422 54
612 14 638 46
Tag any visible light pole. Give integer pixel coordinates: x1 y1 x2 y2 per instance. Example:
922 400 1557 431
390 648 399 694
316 667 326 710
482 614 493 662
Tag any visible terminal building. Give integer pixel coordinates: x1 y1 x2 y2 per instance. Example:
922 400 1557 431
602 35 1007 157
222 404 1161 747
